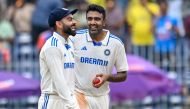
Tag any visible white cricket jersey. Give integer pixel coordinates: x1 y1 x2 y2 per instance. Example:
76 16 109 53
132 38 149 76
39 32 77 106
71 29 128 96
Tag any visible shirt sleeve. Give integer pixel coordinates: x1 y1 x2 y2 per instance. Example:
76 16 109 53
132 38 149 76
148 3 160 16
115 43 128 72
44 47 76 107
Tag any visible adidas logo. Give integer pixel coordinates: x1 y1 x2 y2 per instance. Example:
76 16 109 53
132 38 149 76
81 46 87 50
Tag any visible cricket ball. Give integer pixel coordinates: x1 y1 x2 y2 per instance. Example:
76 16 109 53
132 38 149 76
93 77 101 84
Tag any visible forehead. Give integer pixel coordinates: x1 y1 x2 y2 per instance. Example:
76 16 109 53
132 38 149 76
87 11 103 18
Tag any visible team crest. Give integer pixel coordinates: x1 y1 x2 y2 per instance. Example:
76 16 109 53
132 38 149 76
104 49 110 56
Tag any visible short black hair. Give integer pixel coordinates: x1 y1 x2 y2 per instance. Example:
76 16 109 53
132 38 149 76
86 4 106 20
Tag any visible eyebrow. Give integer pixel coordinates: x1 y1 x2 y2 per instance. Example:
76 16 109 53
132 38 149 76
87 16 101 19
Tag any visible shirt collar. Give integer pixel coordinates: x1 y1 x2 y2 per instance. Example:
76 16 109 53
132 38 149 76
53 32 69 44
53 32 71 50
86 29 110 46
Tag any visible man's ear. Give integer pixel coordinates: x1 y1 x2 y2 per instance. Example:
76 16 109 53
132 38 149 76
55 21 62 28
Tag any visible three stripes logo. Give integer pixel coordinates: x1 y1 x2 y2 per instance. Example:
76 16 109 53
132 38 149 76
81 46 87 50
42 94 49 109
51 37 58 47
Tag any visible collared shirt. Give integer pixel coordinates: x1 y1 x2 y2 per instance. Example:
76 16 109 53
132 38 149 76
71 29 128 96
39 32 77 107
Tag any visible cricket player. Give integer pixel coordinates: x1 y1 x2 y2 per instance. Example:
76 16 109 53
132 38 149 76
71 4 128 109
38 8 80 109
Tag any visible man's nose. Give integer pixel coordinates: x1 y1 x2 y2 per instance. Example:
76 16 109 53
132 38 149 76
90 19 96 25
72 19 77 25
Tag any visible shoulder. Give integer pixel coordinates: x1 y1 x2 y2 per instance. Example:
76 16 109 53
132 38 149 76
42 36 62 50
40 44 62 59
109 33 124 46
148 3 160 15
41 37 62 54
72 29 88 41
49 36 59 47
76 29 88 34
75 29 88 37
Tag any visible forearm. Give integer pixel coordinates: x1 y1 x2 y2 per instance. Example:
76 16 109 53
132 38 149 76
107 71 127 82
93 71 127 88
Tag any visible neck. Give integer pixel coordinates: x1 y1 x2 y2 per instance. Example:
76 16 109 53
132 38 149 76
91 30 107 42
56 30 69 40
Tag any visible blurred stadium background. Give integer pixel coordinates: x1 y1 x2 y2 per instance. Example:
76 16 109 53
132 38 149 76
0 0 190 109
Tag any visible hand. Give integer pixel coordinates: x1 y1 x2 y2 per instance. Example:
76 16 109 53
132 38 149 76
92 74 109 88
140 0 148 7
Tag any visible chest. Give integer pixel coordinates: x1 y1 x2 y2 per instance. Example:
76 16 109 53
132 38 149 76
60 46 75 69
74 41 115 61
61 45 75 61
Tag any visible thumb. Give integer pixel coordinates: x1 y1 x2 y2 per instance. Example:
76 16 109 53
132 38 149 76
96 74 103 77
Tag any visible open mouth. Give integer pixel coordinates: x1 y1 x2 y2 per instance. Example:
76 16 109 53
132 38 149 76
71 26 76 31
90 26 98 31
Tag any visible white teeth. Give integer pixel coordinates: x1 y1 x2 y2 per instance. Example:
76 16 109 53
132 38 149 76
91 27 97 29
71 27 76 29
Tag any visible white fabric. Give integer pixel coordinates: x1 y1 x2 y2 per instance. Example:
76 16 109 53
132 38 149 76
86 94 109 109
75 91 109 109
38 32 78 108
38 94 79 109
168 0 185 36
71 29 128 96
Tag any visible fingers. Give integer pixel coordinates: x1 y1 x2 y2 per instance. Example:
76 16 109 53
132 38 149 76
92 73 109 88
92 77 103 88
75 91 89 109
96 74 103 77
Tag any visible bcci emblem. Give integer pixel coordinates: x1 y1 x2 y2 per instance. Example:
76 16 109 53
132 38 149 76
104 49 110 56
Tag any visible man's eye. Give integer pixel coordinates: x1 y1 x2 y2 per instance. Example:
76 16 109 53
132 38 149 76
94 18 101 21
67 17 73 21
87 17 92 21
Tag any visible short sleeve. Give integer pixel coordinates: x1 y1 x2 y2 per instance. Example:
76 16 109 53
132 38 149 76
115 43 128 72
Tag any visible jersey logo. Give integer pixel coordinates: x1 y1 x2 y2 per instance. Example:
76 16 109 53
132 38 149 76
65 44 71 50
81 46 87 51
64 62 74 69
93 41 102 46
51 37 58 47
104 49 110 56
80 57 108 66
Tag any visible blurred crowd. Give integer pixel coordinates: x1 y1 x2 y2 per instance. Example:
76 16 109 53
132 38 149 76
0 0 190 108
0 0 190 73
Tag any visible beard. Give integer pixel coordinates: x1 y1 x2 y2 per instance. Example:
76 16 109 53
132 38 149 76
89 25 103 38
62 24 76 36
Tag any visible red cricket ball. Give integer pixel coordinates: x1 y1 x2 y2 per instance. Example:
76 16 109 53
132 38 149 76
93 77 101 84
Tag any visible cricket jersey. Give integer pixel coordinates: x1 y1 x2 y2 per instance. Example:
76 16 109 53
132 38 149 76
71 29 128 96
39 32 77 107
